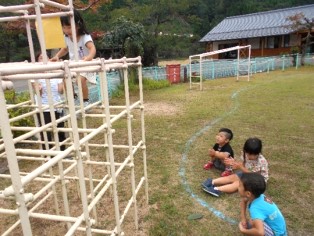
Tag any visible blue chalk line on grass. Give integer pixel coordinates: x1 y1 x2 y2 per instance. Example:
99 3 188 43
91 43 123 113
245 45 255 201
179 87 251 225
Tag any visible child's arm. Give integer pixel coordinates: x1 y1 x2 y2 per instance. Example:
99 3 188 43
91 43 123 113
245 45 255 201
223 156 244 169
224 154 250 173
239 198 248 227
210 150 231 160
57 81 64 94
208 148 216 157
238 164 250 173
239 218 265 236
32 81 42 96
82 41 96 61
50 48 69 62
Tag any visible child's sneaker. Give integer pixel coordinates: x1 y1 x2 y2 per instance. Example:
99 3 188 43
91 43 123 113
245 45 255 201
83 101 90 108
83 101 91 113
203 161 214 170
221 170 233 177
202 186 221 197
201 178 213 188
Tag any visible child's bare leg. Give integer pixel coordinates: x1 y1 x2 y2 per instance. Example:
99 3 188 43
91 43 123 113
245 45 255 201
78 76 88 100
215 180 240 193
213 174 238 186
76 76 88 102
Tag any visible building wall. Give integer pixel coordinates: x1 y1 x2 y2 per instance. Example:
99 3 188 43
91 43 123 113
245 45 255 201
208 33 302 59
290 34 300 47
248 38 260 49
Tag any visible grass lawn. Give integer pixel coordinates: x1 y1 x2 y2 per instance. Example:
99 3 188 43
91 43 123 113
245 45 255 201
1 66 313 235
140 66 314 235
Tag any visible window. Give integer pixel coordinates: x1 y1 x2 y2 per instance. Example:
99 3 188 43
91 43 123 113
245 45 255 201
283 35 290 47
267 36 280 48
267 37 274 48
218 43 237 59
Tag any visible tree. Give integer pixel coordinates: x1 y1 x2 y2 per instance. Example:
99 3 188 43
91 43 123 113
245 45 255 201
286 13 314 65
100 16 145 84
101 16 145 58
120 0 192 65
0 1 111 62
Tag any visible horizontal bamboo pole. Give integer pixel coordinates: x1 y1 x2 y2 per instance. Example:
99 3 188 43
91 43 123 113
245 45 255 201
0 4 37 13
0 57 142 76
39 0 70 10
0 11 69 22
3 146 73 197
119 177 145 225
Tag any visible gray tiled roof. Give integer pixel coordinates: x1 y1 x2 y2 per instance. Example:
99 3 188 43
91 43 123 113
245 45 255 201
200 4 314 42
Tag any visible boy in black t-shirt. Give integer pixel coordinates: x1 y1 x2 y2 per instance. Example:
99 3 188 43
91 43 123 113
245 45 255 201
203 128 234 177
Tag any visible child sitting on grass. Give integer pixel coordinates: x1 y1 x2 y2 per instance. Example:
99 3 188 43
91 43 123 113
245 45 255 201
203 128 234 177
202 137 268 197
238 172 287 236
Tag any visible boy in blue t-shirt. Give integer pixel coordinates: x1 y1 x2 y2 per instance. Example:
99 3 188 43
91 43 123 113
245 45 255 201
238 172 287 236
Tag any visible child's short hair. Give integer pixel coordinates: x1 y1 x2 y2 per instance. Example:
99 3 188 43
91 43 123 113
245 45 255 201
240 172 266 198
243 137 262 154
219 128 233 141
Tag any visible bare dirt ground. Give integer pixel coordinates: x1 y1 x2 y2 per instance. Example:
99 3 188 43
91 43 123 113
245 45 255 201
0 159 8 174
144 102 182 116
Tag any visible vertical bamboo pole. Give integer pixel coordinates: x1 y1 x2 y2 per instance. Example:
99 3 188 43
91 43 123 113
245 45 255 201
211 58 215 80
34 0 62 215
64 62 92 235
0 77 32 235
99 61 112 196
100 58 122 235
200 55 203 91
137 58 149 204
236 47 240 81
123 58 138 229
189 56 192 89
248 45 251 81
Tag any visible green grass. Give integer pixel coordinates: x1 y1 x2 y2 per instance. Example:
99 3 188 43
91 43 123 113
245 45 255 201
141 67 314 235
1 67 313 235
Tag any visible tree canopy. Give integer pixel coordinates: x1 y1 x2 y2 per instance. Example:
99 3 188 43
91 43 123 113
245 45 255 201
286 13 314 65
0 0 313 64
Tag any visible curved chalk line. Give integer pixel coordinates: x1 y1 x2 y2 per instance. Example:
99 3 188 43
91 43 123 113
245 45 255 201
179 86 253 225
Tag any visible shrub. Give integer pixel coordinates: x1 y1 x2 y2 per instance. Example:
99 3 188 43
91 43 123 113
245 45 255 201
111 78 170 98
3 90 34 138
142 78 170 90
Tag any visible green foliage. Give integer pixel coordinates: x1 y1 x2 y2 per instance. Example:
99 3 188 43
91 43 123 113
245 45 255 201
111 78 170 98
191 74 200 82
100 16 145 58
4 90 34 138
92 0 311 64
286 12 314 65
142 78 171 90
290 46 300 54
1 1 313 63
110 86 125 98
157 35 202 59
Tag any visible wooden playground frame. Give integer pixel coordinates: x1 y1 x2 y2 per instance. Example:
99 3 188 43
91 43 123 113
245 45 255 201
0 1 148 235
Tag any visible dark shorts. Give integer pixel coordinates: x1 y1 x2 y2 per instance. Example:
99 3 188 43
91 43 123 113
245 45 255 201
213 159 225 171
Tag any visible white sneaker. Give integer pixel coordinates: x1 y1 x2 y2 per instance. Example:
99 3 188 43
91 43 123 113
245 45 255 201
83 101 91 113
83 101 89 108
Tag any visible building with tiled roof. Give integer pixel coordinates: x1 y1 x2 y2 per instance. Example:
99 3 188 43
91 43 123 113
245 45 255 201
200 4 314 59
